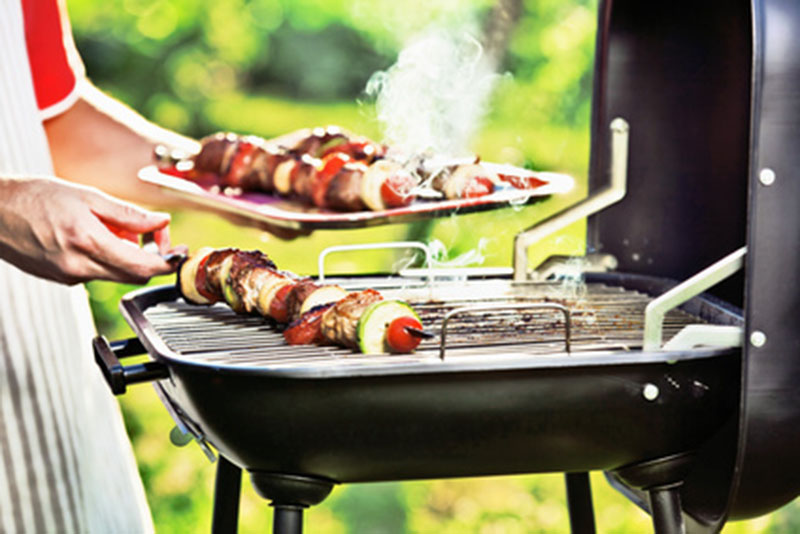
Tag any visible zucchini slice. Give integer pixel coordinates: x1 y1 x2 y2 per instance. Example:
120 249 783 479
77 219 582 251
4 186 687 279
357 300 421 354
218 256 245 312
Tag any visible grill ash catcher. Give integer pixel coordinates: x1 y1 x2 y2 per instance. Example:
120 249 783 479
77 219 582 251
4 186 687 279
92 1 800 533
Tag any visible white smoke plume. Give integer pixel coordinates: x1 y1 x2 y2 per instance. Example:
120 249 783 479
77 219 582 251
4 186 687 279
366 27 502 158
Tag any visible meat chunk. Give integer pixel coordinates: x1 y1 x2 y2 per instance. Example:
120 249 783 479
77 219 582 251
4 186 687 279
320 289 384 349
325 164 367 211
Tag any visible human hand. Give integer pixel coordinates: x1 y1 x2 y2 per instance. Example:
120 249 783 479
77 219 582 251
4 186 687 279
0 176 180 285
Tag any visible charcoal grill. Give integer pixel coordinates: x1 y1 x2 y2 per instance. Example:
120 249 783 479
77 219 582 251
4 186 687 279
94 0 800 533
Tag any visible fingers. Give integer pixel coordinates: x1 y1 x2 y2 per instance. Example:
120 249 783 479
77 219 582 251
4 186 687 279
74 216 176 283
83 189 171 234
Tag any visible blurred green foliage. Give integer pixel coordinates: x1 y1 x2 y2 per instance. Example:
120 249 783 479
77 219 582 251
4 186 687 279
70 0 799 532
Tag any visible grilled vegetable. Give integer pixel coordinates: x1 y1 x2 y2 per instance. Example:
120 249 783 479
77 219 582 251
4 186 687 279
385 316 425 353
269 283 295 323
177 247 216 305
357 300 422 354
299 285 348 316
256 277 294 317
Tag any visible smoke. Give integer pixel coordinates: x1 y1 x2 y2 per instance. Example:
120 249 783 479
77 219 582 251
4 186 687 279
428 238 490 268
365 27 503 158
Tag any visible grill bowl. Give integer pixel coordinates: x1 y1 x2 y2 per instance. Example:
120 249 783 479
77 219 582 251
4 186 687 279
120 273 742 485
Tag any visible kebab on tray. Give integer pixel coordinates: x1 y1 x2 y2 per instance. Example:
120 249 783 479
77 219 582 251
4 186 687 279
177 247 426 354
160 126 548 212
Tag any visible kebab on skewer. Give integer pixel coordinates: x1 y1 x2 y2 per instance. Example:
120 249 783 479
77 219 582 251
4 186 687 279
177 247 426 354
185 127 418 212
160 126 547 212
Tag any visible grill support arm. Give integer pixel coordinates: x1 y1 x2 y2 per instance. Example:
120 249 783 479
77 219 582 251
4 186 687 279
513 118 629 281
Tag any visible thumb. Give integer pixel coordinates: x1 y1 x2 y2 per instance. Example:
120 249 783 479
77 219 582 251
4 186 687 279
84 190 170 234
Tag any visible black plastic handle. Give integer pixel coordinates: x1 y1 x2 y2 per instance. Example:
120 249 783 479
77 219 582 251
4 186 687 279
93 336 169 395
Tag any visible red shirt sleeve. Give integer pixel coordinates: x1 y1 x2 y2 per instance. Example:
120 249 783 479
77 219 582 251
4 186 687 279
21 0 85 116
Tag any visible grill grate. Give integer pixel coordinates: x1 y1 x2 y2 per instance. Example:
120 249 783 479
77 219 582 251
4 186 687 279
143 282 707 368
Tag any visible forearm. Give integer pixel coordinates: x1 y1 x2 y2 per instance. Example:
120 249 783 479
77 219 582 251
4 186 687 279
44 82 199 209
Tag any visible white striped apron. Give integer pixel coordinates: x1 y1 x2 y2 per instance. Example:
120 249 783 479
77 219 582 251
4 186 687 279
0 1 154 532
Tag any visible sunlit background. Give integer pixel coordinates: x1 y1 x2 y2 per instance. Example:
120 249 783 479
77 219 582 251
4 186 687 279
67 0 800 531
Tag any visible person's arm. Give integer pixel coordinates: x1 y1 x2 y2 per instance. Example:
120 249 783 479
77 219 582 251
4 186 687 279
44 82 198 210
45 82 308 239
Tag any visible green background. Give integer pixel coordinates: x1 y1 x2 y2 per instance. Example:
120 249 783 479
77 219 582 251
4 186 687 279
67 0 800 531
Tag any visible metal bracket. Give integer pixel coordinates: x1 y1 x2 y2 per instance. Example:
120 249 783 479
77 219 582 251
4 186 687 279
661 325 744 351
153 382 217 462
643 247 747 351
513 118 629 281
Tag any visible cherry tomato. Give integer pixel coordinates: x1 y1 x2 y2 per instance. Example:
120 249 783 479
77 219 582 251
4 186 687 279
269 284 295 323
386 316 423 353
194 254 219 302
380 173 416 208
462 176 495 198
226 142 257 186
497 173 547 189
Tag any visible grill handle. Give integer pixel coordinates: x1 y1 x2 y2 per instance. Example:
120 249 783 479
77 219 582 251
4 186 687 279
439 303 572 360
92 336 169 395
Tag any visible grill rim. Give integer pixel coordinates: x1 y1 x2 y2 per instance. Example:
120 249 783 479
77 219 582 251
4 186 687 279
120 272 743 379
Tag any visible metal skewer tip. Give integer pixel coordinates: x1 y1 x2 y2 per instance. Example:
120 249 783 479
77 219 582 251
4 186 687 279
405 326 436 339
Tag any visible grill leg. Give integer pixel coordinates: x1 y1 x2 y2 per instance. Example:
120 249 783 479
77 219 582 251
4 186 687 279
212 456 242 534
565 472 596 534
649 484 685 534
272 504 304 534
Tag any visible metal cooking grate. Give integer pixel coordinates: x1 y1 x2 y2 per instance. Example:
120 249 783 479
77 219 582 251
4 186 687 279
142 282 706 368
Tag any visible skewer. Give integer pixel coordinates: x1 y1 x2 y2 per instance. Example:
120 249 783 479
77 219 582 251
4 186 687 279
405 326 435 339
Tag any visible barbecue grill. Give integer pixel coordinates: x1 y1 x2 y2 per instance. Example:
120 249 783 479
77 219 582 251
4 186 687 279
93 0 800 533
